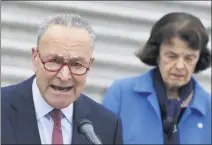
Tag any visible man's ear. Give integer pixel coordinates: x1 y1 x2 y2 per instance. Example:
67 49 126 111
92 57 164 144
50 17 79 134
89 51 95 65
90 58 94 65
32 47 38 73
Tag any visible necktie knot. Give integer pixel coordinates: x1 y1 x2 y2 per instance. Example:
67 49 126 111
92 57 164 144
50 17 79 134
50 109 62 124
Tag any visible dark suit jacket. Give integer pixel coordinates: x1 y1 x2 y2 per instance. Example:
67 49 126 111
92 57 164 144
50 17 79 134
1 75 123 144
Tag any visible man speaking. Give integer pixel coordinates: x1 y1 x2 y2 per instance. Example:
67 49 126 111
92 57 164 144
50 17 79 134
1 13 123 144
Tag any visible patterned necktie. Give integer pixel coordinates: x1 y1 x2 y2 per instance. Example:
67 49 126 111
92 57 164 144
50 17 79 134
50 109 63 144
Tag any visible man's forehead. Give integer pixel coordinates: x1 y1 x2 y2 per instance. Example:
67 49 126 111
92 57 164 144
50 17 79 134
39 36 93 57
46 39 91 50
45 53 91 62
38 25 93 59
39 25 92 48
42 25 91 42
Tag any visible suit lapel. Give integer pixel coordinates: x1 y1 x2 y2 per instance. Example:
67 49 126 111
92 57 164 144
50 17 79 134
72 94 91 144
9 75 41 144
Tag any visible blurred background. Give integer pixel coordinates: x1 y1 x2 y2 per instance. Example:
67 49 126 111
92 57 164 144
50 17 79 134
1 1 211 103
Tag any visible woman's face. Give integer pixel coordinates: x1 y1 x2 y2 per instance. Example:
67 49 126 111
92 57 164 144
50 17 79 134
158 37 200 89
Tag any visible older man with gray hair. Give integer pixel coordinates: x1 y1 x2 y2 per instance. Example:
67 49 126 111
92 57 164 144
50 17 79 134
1 13 123 144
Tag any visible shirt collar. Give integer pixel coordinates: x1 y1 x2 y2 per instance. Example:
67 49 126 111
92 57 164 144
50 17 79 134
32 78 73 123
61 103 73 124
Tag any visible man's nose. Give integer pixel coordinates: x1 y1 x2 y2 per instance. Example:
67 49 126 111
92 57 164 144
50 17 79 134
57 65 72 81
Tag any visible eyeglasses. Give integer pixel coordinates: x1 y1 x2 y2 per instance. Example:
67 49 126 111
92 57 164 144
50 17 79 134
37 52 92 76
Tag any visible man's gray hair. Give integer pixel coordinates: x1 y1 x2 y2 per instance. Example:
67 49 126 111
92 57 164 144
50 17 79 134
37 13 95 49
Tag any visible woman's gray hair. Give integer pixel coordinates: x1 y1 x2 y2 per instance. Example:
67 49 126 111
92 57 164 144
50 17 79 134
37 13 95 49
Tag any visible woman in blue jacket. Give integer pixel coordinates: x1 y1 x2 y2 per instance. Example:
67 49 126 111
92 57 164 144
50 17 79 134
102 12 211 144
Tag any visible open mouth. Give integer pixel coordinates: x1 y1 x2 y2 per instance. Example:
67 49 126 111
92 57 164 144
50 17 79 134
51 85 73 92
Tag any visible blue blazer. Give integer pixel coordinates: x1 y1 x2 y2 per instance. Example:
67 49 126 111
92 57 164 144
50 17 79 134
102 69 211 144
1 75 123 144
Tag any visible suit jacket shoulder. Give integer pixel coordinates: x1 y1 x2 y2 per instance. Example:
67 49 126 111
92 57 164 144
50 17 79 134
81 94 121 121
1 76 41 144
73 94 123 144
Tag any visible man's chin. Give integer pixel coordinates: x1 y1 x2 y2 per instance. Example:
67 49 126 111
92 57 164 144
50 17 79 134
49 101 71 109
44 95 74 109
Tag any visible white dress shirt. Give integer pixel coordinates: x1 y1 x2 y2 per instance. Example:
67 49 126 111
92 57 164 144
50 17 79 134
32 78 73 144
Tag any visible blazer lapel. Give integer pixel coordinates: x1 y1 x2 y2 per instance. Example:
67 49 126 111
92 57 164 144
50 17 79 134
72 94 91 144
9 75 41 144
